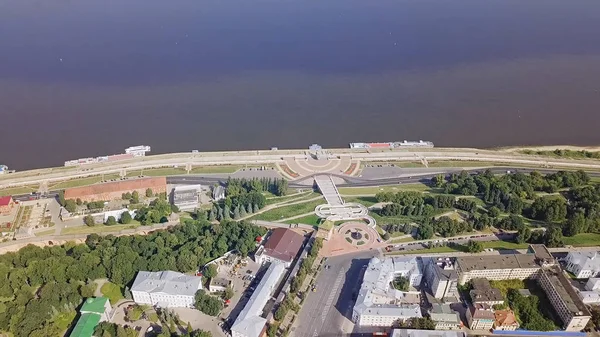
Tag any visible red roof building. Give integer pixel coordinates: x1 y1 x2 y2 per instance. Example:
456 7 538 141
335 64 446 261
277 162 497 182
255 228 305 267
0 196 15 215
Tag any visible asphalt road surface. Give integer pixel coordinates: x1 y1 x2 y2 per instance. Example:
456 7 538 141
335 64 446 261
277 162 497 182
292 250 379 337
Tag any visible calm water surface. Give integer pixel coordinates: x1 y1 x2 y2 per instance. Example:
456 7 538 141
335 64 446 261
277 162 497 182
1 0 600 169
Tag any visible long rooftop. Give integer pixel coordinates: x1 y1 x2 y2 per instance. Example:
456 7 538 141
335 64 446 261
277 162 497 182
542 266 591 317
456 254 539 272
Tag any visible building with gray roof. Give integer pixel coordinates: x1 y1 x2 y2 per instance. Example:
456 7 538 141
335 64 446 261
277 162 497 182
423 257 458 300
131 271 202 308
172 185 202 211
352 257 423 327
538 265 591 331
429 303 461 330
231 262 286 337
456 254 541 284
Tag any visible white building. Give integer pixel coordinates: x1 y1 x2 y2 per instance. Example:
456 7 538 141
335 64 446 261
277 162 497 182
455 254 542 285
172 185 202 211
209 278 232 293
213 186 226 201
564 251 600 279
423 257 458 300
429 304 461 330
352 257 423 327
231 262 286 337
131 271 202 308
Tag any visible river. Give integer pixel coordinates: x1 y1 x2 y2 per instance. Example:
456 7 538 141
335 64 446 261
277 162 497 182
1 0 600 170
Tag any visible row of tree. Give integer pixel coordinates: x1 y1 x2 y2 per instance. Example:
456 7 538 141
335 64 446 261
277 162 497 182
0 219 266 337
226 177 288 197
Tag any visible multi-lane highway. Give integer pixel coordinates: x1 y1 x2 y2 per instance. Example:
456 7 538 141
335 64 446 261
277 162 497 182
4 146 600 189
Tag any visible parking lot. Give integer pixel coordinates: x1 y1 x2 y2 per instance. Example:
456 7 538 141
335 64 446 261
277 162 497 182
207 253 264 325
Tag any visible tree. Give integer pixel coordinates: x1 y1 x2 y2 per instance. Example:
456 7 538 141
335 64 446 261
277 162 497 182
120 212 132 224
64 199 77 213
516 227 532 244
488 206 501 218
122 192 132 200
246 203 253 214
432 174 445 188
392 276 409 291
131 191 140 204
146 188 153 198
58 190 66 206
204 264 217 279
544 226 564 248
194 290 223 316
83 215 96 226
233 206 240 220
267 323 279 337
224 286 234 300
466 240 484 253
76 198 83 206
105 216 117 226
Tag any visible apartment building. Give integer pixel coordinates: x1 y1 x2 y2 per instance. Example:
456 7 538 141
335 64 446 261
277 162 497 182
423 257 458 300
538 266 591 331
353 257 424 327
466 303 495 330
429 304 461 330
456 254 541 285
469 278 504 306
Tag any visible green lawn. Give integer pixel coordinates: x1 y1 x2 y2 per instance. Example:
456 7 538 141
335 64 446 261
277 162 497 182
283 214 321 226
49 174 121 190
266 192 316 206
51 311 77 333
388 246 461 255
343 196 378 207
189 165 241 174
480 241 528 250
564 233 600 247
0 185 38 196
127 168 187 177
388 236 415 244
100 282 124 304
62 223 139 235
250 199 325 222
338 183 431 195
35 229 56 237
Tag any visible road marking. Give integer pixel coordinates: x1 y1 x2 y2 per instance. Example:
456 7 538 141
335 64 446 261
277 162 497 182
321 271 344 321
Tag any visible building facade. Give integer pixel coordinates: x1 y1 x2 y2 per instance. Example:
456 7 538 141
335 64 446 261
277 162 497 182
456 254 542 285
538 266 591 331
466 304 495 330
429 304 461 330
564 251 600 279
131 271 202 308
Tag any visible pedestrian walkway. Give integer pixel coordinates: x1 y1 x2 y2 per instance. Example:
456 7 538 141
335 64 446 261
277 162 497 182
314 175 344 206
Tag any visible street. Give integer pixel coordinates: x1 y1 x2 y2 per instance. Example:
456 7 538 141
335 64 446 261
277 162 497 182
292 250 379 337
